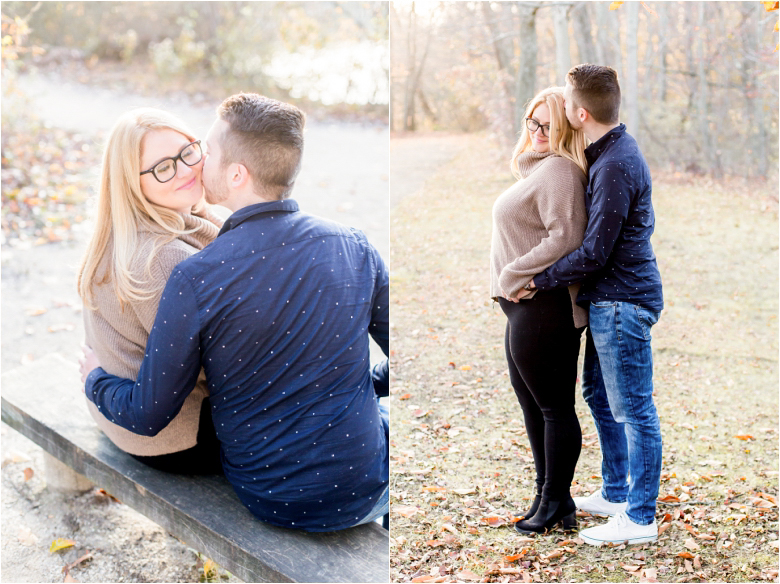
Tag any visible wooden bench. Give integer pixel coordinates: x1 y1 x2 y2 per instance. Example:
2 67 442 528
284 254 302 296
1 354 389 583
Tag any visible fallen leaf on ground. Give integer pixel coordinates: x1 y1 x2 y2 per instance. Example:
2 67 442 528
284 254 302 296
683 538 700 551
392 505 421 518
47 323 75 333
23 468 34 481
480 516 507 527
453 487 476 495
455 569 481 581
18 527 38 546
399 393 412 400
50 538 76 553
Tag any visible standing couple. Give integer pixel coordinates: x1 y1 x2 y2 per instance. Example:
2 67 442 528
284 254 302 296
77 93 389 532
490 64 664 545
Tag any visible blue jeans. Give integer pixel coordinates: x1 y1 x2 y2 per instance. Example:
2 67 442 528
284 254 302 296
583 301 662 525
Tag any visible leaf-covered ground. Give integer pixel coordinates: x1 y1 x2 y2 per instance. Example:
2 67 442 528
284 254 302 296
389 133 779 583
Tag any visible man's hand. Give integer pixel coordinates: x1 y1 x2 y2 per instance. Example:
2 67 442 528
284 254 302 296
509 288 532 302
503 278 536 303
79 345 101 387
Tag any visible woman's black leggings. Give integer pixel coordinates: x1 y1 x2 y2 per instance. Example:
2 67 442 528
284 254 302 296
129 397 223 475
498 289 583 501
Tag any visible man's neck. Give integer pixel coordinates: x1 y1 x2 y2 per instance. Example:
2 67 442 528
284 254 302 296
223 191 279 213
584 122 621 145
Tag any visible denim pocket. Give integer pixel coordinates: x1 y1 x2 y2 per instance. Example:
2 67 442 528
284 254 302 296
634 305 660 340
591 300 617 307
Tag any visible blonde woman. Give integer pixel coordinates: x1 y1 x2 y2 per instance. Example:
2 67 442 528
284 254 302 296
78 108 223 472
489 87 588 533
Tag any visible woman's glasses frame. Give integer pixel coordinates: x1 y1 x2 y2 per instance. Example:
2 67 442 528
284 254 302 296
140 140 203 184
525 118 550 138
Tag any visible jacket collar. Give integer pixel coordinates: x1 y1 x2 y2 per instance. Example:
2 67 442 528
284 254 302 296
585 123 626 167
218 199 299 236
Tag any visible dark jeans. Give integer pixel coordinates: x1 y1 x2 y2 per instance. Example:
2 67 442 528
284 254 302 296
130 397 223 475
499 289 584 501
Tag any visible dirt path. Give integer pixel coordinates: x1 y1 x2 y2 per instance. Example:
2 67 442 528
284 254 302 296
389 133 466 207
1 71 389 583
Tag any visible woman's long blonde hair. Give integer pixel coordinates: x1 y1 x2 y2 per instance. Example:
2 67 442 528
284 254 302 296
510 87 588 179
78 108 205 310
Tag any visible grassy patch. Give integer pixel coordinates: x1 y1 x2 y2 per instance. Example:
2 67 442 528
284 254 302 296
389 133 778 583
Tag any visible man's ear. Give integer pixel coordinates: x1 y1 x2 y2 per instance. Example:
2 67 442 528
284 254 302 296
227 162 250 189
577 107 589 124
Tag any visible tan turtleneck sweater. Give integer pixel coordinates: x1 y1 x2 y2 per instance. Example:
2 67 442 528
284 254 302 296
83 207 223 456
490 151 589 329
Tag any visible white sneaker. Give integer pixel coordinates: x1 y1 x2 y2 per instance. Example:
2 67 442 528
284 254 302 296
580 511 658 546
573 490 627 516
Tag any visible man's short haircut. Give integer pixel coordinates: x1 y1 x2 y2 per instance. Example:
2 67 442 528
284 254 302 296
566 64 621 125
217 93 306 200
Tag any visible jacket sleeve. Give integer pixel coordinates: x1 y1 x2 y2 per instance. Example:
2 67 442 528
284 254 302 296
534 162 631 290
368 240 389 397
497 162 587 298
85 268 202 436
368 244 389 358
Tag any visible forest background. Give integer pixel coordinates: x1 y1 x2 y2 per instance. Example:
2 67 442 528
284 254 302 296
391 0 778 180
389 1 779 583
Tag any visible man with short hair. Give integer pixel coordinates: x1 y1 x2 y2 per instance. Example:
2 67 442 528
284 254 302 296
524 64 663 545
82 93 389 532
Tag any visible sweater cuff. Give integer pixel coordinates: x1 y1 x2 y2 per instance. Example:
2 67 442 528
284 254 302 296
497 268 531 299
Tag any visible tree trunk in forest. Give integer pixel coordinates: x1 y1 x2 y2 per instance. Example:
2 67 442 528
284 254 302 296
482 2 517 132
753 3 768 179
515 2 538 134
402 5 417 131
553 4 571 84
624 1 639 145
695 3 721 177
657 2 668 102
571 2 596 65
594 2 621 79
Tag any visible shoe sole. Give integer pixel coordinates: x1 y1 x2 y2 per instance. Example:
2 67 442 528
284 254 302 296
574 505 627 517
580 533 658 546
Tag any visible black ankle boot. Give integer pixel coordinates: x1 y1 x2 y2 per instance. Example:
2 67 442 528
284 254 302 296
517 493 542 521
514 497 577 534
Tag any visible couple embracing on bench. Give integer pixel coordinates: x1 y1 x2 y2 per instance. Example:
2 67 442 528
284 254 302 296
77 93 389 532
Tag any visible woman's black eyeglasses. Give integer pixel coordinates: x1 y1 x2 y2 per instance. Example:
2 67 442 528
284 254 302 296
140 140 202 184
525 118 550 137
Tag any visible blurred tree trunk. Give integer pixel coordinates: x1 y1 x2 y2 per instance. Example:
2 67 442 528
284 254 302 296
401 3 432 132
552 4 571 84
402 5 417 131
695 3 721 178
515 2 539 133
656 2 668 102
481 2 516 125
571 2 596 65
752 3 768 179
624 1 639 144
594 2 622 80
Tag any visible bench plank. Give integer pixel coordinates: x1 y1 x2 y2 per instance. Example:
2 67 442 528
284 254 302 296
1 354 388 583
